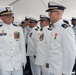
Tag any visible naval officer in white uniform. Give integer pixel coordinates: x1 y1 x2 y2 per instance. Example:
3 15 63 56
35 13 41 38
35 15 51 75
27 17 40 75
46 1 76 75
0 6 26 75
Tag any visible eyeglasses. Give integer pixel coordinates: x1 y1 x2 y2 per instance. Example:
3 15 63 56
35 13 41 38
48 11 58 14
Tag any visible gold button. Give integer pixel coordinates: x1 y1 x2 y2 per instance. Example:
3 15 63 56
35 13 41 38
50 41 52 43
10 35 11 36
11 49 13 50
10 42 12 43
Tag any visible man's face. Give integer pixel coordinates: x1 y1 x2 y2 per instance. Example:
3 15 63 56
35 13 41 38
71 20 76 25
40 20 45 27
25 20 30 26
48 11 58 23
0 14 13 24
40 20 48 28
22 23 26 28
29 22 36 28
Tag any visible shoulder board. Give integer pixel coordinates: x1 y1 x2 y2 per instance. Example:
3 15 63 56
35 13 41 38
0 25 2 27
13 24 17 26
61 24 69 29
13 24 20 27
35 26 39 31
47 28 52 30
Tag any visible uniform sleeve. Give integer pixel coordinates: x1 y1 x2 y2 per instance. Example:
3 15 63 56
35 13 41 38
45 30 51 64
19 27 27 64
62 27 76 75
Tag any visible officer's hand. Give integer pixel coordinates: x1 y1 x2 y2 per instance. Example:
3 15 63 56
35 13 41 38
45 63 49 68
21 63 26 69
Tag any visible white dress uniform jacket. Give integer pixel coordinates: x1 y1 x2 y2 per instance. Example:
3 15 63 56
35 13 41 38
35 26 51 66
0 23 26 71
27 26 40 57
49 19 76 75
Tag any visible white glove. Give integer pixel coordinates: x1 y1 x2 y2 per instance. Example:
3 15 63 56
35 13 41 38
21 62 26 69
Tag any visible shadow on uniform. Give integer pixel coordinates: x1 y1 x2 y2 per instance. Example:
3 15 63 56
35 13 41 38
23 56 32 75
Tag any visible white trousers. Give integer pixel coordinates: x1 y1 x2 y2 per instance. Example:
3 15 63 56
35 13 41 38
30 56 37 75
36 64 50 75
0 67 23 75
